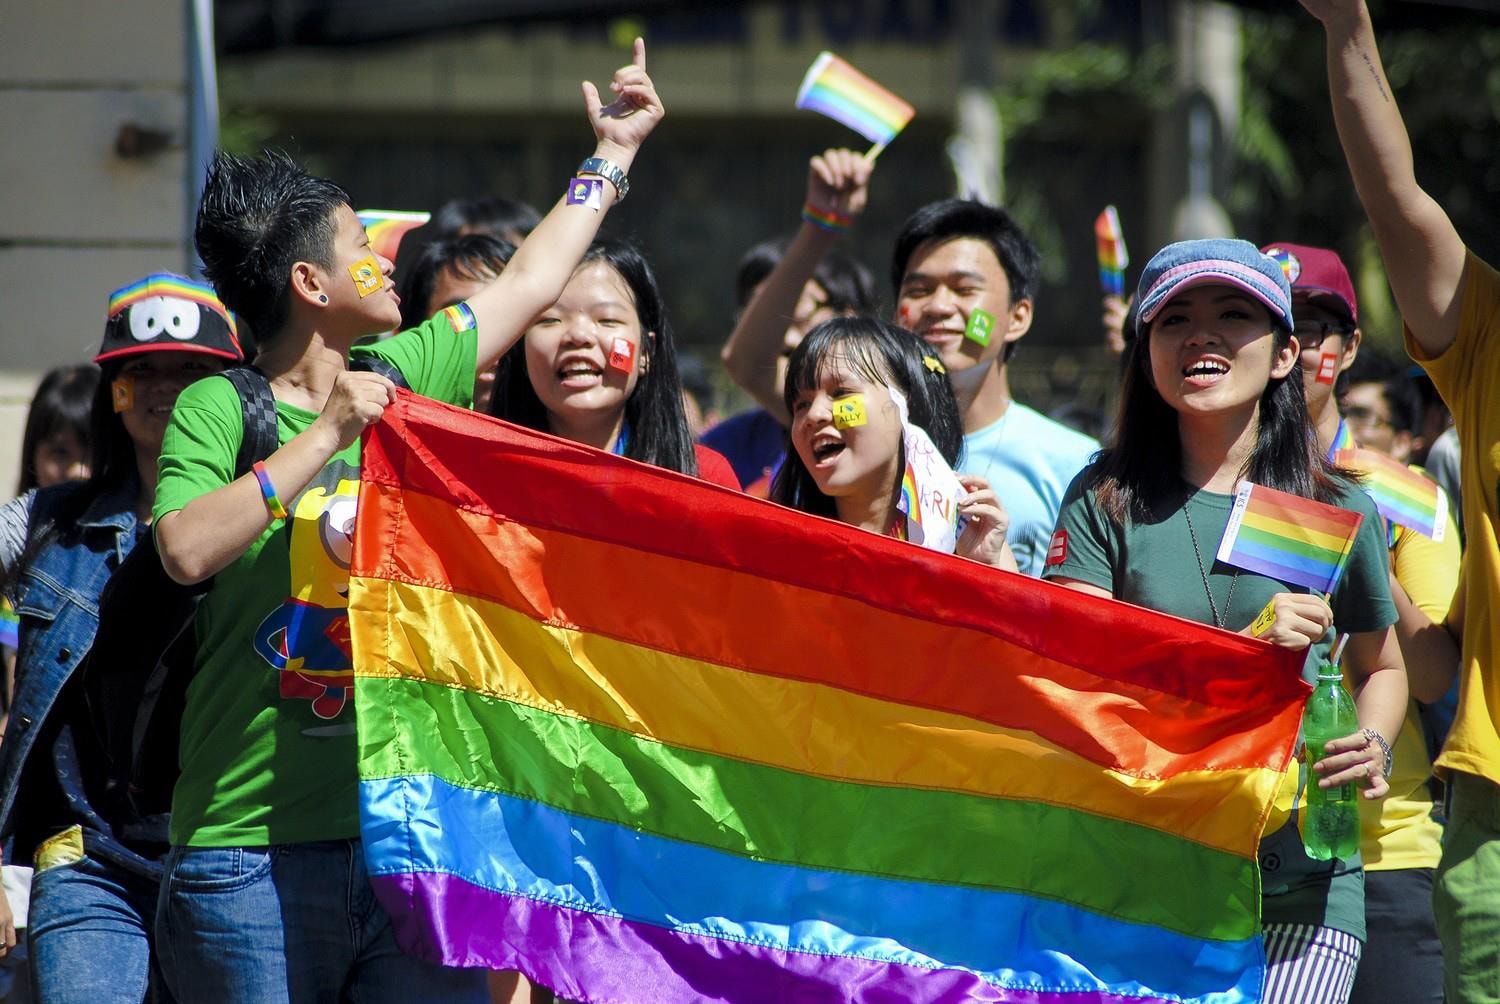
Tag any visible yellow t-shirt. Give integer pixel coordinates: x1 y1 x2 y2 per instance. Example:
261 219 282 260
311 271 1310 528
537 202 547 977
1359 517 1458 870
1404 249 1500 788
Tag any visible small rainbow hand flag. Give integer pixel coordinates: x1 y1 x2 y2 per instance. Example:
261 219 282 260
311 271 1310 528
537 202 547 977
1217 482 1364 595
0 597 17 650
1336 447 1448 541
1095 206 1128 297
357 210 430 266
796 51 914 157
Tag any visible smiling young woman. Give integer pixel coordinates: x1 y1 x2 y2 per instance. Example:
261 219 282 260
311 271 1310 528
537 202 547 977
1041 239 1408 1004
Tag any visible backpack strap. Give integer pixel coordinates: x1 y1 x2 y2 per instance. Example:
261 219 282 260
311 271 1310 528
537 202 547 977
221 366 279 478
350 354 409 391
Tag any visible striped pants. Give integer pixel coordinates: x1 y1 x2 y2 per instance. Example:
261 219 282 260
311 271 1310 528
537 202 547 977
1263 923 1363 1004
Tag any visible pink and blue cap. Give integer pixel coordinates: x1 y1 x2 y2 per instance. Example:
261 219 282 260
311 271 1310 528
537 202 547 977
1135 238 1295 336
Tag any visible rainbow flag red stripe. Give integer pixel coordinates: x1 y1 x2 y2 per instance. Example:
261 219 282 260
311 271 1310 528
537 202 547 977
350 395 1307 1004
795 51 914 148
1217 482 1364 594
357 209 430 265
1335 447 1448 541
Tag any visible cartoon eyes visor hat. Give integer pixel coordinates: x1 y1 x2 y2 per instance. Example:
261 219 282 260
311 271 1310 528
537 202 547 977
95 273 245 364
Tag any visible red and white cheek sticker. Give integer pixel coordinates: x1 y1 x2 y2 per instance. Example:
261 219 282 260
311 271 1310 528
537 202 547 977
608 337 636 373
1316 350 1339 385
348 255 384 297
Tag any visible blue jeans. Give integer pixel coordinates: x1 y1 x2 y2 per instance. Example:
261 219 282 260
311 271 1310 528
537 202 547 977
155 839 486 1004
27 853 164 1003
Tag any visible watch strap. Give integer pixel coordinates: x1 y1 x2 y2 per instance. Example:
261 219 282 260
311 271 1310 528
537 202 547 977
577 157 629 203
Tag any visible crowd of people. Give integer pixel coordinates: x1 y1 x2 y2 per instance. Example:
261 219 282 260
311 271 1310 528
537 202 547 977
0 1 1496 1001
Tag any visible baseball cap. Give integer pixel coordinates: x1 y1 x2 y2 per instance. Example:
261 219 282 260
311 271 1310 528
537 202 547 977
96 273 244 364
1259 242 1358 325
1136 238 1295 335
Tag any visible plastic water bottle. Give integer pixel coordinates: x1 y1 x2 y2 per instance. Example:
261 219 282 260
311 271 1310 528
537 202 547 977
1302 656 1361 861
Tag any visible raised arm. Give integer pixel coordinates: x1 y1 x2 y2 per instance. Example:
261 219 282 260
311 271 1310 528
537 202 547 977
467 37 665 372
721 149 871 423
1301 0 1467 357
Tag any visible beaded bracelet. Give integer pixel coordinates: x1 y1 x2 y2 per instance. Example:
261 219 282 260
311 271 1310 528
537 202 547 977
801 203 854 234
252 461 289 521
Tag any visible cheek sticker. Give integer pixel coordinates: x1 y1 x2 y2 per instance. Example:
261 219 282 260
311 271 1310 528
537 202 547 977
831 394 867 429
348 255 384 298
608 336 636 373
964 308 995 346
898 304 912 326
1316 350 1339 385
111 377 135 413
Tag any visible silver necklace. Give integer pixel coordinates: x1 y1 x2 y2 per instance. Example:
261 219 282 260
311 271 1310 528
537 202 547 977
1182 497 1239 629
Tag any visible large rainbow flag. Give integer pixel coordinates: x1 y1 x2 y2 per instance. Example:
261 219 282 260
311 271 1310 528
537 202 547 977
350 393 1308 1004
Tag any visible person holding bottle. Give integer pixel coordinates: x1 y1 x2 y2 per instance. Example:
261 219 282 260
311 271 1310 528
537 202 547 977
1042 238 1407 1003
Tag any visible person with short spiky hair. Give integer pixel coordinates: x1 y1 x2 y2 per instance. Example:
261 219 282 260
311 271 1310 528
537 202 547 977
151 40 664 1001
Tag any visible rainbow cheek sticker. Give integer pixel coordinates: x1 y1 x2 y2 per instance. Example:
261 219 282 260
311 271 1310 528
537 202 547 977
349 255 384 297
111 377 135 413
964 308 995 346
832 394 867 429
608 337 636 373
1316 350 1339 385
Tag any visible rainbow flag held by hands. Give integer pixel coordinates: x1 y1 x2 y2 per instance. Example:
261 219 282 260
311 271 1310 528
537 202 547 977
795 52 914 153
1095 206 1129 297
350 394 1308 1004
1335 447 1448 541
1217 482 1364 594
357 210 430 265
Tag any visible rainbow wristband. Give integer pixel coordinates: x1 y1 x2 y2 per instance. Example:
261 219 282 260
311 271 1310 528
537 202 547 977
801 203 853 234
252 461 289 521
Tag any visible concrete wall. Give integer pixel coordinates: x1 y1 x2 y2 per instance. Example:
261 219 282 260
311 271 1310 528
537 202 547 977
0 0 193 489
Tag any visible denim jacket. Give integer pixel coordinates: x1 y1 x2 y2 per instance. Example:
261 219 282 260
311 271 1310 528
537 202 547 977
0 476 138 848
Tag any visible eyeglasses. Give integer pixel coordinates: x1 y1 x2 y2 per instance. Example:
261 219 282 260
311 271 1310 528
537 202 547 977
1294 319 1354 351
1344 404 1393 431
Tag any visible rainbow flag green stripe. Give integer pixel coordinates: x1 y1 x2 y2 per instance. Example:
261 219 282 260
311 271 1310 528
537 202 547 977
359 674 1259 942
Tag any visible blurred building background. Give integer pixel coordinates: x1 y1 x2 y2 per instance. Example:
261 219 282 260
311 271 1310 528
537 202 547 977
2 0 1497 485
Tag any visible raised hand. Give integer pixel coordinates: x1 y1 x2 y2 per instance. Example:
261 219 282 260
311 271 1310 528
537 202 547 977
807 148 874 222
582 37 664 159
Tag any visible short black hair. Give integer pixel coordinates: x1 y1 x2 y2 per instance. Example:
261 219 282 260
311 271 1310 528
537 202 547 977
194 150 349 348
1344 345 1420 435
489 239 701 476
771 316 963 522
397 233 515 331
431 196 541 242
733 236 877 315
17 364 99 494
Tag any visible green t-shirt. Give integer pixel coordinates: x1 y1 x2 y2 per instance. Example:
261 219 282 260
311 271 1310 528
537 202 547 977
153 312 478 846
1042 472 1395 940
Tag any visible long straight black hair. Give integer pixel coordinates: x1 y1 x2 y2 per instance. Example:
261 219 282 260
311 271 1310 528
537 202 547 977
3 359 140 595
770 316 963 522
488 239 699 476
17 364 100 494
1089 311 1344 524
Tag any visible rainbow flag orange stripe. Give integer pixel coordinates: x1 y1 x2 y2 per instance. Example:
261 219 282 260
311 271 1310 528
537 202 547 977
1335 447 1448 541
1217 482 1364 593
1095 205 1128 296
357 209 430 265
350 395 1307 1004
795 52 914 148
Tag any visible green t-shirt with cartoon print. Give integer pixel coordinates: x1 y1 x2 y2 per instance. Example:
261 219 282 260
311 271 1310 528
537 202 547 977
1042 472 1395 940
153 311 477 847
